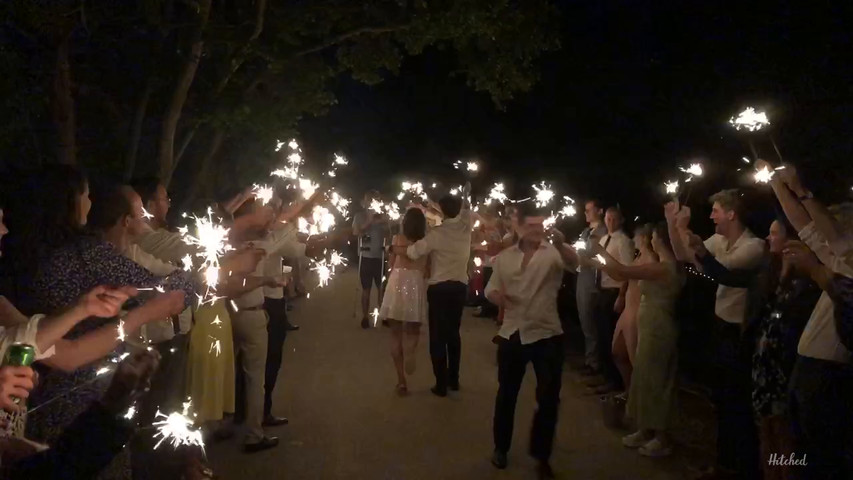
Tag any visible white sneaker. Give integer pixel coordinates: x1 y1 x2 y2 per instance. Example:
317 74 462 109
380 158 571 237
638 438 672 457
622 431 651 448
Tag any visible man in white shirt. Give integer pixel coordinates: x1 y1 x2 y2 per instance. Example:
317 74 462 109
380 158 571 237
592 207 634 394
397 183 472 397
230 198 296 453
669 189 765 479
485 203 573 479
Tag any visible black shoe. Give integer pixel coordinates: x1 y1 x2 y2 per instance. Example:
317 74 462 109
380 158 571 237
262 415 289 427
448 381 460 391
430 386 447 397
286 324 300 331
536 461 555 479
491 450 508 469
361 317 369 329
243 436 279 453
210 425 235 443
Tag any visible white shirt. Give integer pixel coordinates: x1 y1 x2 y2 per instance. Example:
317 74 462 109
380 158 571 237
263 253 285 299
485 242 565 344
797 222 853 363
703 230 766 323
235 225 299 309
598 230 634 289
135 226 198 264
0 315 54 360
124 243 193 341
407 209 472 285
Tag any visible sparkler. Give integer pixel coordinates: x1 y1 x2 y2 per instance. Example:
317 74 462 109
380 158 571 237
473 257 482 267
181 254 193 272
141 207 154 220
116 318 127 342
178 208 234 304
208 336 222 356
252 184 274 205
329 190 350 217
124 405 137 420
484 183 508 205
312 259 332 288
595 254 607 265
729 107 770 132
572 240 586 251
543 215 557 229
754 166 775 183
532 182 555 208
152 399 205 452
679 163 704 177
467 161 479 172
298 178 319 200
372 308 379 327
664 180 679 195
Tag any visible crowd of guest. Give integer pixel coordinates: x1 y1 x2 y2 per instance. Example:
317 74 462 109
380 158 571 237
0 164 316 478
458 161 853 479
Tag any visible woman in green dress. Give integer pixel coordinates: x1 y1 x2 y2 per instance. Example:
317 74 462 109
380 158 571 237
593 221 684 457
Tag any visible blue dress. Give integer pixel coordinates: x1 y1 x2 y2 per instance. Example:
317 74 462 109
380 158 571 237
22 235 194 479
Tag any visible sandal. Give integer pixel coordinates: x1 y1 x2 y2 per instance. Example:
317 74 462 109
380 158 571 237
395 383 408 396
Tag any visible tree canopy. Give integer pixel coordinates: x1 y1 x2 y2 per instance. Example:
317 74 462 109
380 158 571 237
0 0 560 208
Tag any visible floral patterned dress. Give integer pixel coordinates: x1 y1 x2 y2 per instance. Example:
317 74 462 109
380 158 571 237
750 274 821 417
21 235 194 479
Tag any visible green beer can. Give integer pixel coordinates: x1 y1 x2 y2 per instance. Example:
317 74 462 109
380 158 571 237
3 342 36 367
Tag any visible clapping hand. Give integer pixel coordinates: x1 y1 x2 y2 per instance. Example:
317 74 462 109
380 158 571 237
783 240 820 274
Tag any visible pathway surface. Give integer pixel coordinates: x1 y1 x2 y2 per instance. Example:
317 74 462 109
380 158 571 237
208 270 686 479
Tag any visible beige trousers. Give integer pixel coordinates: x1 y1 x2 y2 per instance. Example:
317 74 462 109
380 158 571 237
232 309 269 443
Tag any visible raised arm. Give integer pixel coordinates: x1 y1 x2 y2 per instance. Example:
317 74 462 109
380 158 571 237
594 243 672 281
664 201 695 263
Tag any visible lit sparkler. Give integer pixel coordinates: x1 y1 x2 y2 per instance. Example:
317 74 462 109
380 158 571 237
484 183 508 205
595 254 607 265
253 184 274 206
181 254 193 272
312 260 332 288
329 190 350 217
664 180 679 195
532 182 555 208
572 240 586 251
679 163 704 177
298 178 319 200
178 208 234 303
96 366 112 377
152 399 205 452
467 161 479 172
208 336 222 356
117 318 127 342
754 166 775 183
124 405 137 420
372 308 379 327
141 207 154 220
729 107 770 132
473 257 482 267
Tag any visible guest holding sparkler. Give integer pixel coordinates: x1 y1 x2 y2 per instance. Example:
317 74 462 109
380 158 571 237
571 200 607 380
379 207 429 396
486 203 572 479
353 190 391 329
0 165 192 479
591 207 635 395
756 161 853 479
667 189 765 477
395 183 472 397
611 223 657 393
593 221 684 457
2 350 161 480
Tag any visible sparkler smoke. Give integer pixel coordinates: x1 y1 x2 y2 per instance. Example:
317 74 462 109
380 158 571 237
729 107 770 132
664 180 679 195
178 208 234 304
252 184 274 205
152 399 205 452
532 182 555 208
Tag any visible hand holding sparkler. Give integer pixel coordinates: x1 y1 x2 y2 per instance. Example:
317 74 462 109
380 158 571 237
74 286 138 320
221 247 266 277
99 349 161 417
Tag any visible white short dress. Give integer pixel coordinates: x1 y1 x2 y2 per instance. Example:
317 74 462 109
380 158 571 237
379 267 427 323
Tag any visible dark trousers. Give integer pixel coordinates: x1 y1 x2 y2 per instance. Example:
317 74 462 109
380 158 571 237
427 281 467 389
263 297 289 417
131 334 189 479
493 333 564 461
789 355 853 480
595 288 623 389
479 267 499 317
711 320 759 479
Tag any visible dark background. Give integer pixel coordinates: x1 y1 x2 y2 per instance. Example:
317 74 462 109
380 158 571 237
299 0 853 237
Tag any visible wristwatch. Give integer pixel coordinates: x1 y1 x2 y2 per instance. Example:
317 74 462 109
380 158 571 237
798 191 814 202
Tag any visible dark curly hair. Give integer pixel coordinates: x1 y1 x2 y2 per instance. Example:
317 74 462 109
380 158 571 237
402 208 427 242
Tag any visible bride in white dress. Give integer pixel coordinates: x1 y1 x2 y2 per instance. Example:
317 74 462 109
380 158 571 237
379 207 429 396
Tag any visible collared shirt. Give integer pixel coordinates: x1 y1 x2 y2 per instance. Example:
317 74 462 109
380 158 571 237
235 225 299 309
578 223 607 288
485 241 565 344
797 221 853 363
704 230 766 323
135 225 199 264
407 209 472 285
123 243 192 341
598 230 634 289
0 314 54 360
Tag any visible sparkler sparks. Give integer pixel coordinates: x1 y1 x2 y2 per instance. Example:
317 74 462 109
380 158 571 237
532 182 555 208
253 184 274 205
679 163 704 177
729 107 770 132
96 366 112 377
484 183 508 205
312 260 332 288
178 208 234 303
117 318 127 342
181 254 194 272
208 337 222 356
664 180 679 195
595 254 607 265
467 161 479 172
754 166 775 183
298 178 319 200
329 190 350 217
372 308 379 327
141 207 154 220
124 405 137 420
473 257 482 267
152 399 205 452
572 240 586 251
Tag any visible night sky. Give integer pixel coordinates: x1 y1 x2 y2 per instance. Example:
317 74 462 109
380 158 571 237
299 1 853 235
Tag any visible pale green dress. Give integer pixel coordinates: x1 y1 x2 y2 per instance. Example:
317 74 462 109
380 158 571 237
627 262 684 431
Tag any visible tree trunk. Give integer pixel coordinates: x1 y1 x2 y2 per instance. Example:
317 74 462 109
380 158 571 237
123 79 153 180
158 0 211 187
181 127 225 210
52 35 75 165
